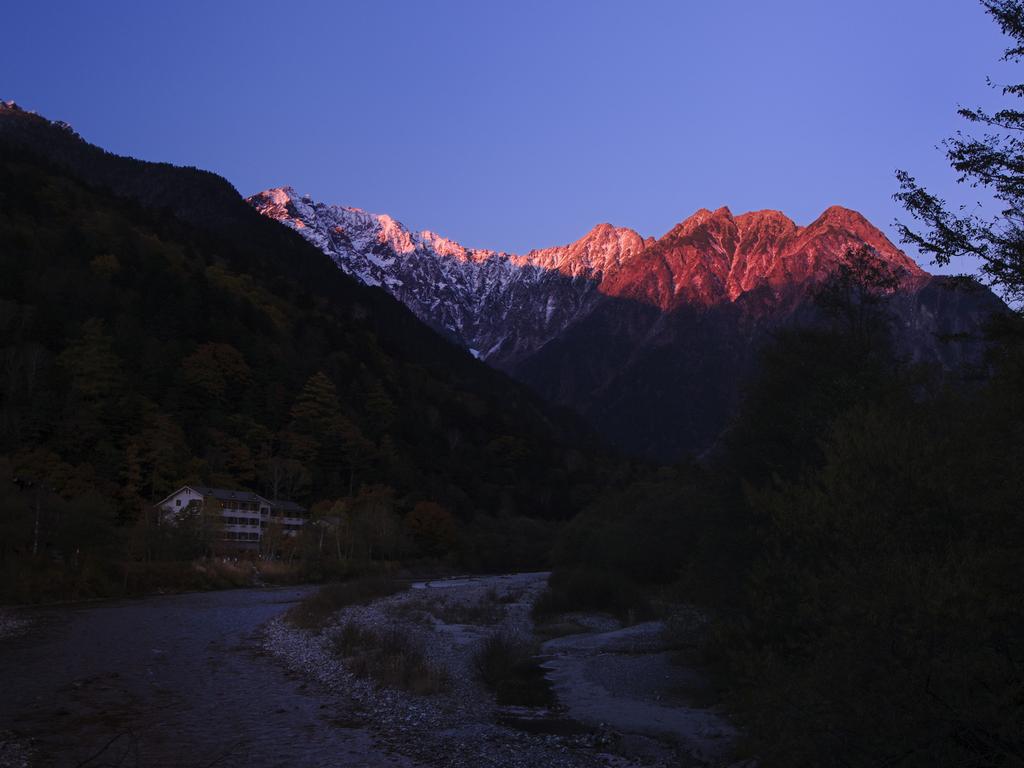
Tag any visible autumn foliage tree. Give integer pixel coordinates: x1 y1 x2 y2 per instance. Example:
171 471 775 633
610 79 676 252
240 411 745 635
403 501 457 558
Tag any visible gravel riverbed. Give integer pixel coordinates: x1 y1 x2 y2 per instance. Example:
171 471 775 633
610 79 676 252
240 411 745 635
0 610 31 641
0 608 34 765
260 573 738 768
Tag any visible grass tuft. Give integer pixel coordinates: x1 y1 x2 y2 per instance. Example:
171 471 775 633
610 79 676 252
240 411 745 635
473 633 554 707
428 590 506 625
531 568 651 624
329 621 448 695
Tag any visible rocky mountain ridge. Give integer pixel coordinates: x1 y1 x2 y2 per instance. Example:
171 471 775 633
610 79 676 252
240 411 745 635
249 187 928 364
250 187 646 365
250 186 1003 459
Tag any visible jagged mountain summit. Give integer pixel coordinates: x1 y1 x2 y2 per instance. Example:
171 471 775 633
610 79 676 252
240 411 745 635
249 188 927 360
250 187 1001 459
250 187 652 365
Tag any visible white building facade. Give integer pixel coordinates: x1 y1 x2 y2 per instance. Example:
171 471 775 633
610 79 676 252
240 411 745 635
158 485 308 550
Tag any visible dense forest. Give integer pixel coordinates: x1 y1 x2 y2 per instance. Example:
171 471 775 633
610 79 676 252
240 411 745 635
0 113 626 600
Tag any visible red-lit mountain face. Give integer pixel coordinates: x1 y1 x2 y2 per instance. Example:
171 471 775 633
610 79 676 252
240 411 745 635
250 188 1001 459
597 206 927 309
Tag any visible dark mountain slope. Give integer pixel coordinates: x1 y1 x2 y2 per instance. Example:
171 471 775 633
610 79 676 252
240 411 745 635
0 102 607 524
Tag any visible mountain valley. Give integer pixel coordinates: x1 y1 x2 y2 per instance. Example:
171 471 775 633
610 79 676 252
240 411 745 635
251 188 1003 458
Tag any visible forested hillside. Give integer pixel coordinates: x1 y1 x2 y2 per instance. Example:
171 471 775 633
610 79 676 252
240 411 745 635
0 107 615 597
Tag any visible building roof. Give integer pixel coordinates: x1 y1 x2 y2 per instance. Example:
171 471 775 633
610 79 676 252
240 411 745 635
158 485 304 510
157 485 269 507
192 486 271 505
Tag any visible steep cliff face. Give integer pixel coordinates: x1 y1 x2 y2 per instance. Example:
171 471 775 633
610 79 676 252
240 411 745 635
250 187 1002 459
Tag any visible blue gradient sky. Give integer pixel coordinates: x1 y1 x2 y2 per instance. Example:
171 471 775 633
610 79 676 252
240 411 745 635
2 1 1010 274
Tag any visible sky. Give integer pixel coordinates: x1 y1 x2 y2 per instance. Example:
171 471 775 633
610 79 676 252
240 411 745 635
2 1 1013 275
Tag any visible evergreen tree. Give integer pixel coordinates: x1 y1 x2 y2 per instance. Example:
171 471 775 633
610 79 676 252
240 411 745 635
57 318 122 403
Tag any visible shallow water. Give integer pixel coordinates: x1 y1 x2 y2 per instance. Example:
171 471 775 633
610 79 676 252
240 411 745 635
0 588 414 768
541 621 736 764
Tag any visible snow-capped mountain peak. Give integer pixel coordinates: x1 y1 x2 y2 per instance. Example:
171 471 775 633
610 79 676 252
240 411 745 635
248 186 928 367
248 187 999 460
248 186 644 363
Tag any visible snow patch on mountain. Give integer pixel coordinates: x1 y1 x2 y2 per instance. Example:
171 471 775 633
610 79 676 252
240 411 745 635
248 186 630 365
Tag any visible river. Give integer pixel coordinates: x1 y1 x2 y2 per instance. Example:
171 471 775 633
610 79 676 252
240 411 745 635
0 587 416 768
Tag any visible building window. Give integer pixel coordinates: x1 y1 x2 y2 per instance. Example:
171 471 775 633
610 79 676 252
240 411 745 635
176 499 181 507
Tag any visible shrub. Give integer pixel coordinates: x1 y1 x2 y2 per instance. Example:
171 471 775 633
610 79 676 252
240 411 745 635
459 514 557 573
531 568 651 624
284 577 404 631
329 621 448 695
473 633 553 706
254 560 305 584
195 559 252 588
713 402 1024 767
428 590 505 625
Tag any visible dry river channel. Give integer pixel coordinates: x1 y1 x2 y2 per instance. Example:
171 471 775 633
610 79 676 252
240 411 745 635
0 575 737 768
